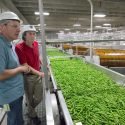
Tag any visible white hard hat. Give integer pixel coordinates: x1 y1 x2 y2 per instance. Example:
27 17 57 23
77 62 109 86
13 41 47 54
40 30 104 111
0 11 21 22
22 25 36 33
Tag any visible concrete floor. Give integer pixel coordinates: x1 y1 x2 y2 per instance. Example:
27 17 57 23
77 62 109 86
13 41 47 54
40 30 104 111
23 95 46 125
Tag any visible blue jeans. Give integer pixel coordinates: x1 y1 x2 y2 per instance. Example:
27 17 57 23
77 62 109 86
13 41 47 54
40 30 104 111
7 96 24 125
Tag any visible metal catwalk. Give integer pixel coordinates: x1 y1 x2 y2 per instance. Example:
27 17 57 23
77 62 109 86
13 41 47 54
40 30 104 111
23 77 52 125
23 95 46 125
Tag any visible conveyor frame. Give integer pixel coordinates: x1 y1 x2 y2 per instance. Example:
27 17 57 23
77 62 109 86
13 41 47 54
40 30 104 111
49 55 125 125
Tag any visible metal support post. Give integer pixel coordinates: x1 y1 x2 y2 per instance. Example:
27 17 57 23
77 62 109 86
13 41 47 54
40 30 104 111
87 0 94 62
38 0 49 90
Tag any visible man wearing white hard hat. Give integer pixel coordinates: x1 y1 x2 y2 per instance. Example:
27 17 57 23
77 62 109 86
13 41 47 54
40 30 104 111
15 25 44 125
0 12 30 125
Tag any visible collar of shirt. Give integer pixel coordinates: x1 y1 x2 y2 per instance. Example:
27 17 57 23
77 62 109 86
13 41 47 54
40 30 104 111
0 34 12 48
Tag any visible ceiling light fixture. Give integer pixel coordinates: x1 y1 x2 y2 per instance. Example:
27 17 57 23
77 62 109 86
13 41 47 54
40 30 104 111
59 31 64 33
73 23 81 27
64 28 70 31
95 26 102 28
94 14 106 17
43 12 50 16
34 11 50 16
37 24 46 26
34 12 40 15
103 23 111 26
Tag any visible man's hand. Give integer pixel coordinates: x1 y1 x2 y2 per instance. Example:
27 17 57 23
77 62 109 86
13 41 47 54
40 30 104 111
19 65 30 74
38 72 44 78
0 65 30 81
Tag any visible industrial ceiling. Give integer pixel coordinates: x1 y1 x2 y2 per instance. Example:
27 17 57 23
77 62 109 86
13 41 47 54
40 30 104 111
0 0 125 33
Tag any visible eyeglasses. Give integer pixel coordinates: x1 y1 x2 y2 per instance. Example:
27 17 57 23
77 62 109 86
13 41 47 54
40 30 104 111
5 24 21 29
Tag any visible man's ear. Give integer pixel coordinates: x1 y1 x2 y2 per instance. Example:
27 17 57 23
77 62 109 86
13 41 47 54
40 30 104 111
0 24 5 33
0 25 2 33
22 32 26 41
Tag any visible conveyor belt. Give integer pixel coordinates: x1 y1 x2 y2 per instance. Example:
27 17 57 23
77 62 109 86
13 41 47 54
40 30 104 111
49 56 125 125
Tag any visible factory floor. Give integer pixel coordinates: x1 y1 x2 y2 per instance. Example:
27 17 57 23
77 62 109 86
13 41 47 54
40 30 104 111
23 76 52 125
23 96 46 125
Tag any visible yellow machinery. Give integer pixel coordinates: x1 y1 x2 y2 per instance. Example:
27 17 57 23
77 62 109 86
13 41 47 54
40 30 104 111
63 44 125 67
63 44 88 55
62 44 72 50
94 48 125 67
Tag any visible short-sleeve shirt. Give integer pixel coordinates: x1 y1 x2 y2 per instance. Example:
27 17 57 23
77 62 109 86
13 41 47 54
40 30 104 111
15 41 40 71
0 35 24 105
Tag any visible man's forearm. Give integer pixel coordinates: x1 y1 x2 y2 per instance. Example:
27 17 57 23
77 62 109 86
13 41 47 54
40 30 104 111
22 63 42 76
30 66 40 75
0 67 24 81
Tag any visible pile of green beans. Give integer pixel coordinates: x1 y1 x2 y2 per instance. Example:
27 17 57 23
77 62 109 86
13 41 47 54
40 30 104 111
47 48 67 57
48 49 125 125
50 58 125 125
